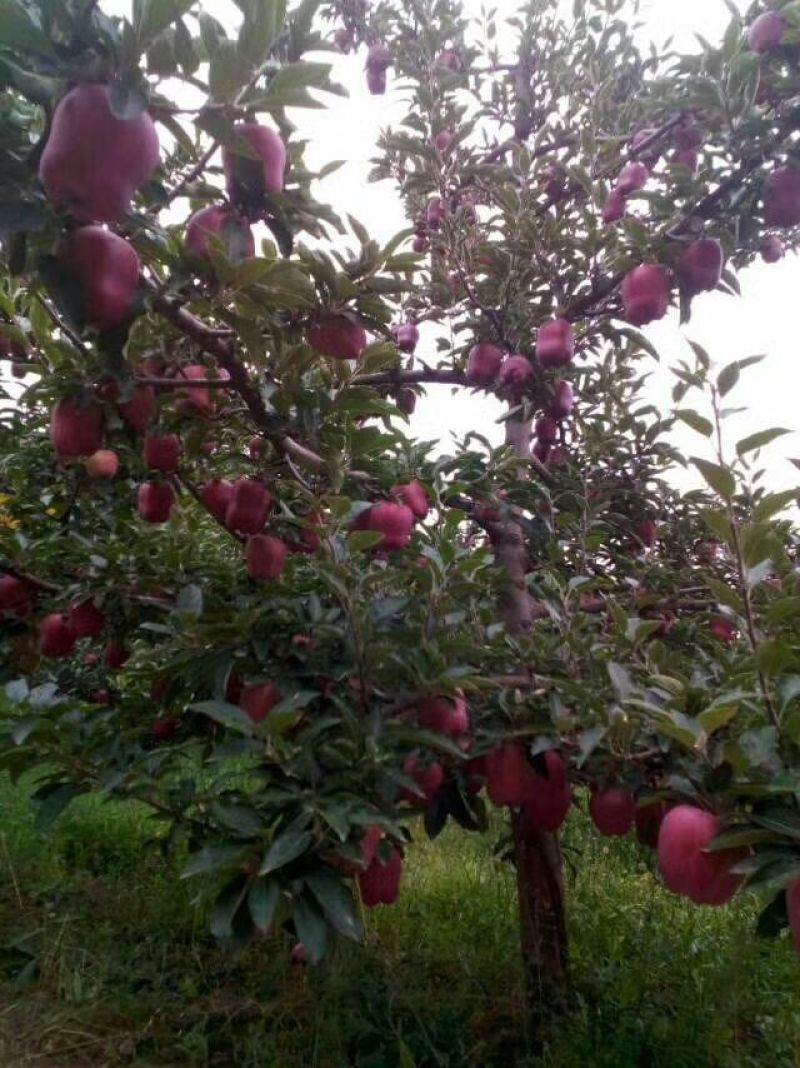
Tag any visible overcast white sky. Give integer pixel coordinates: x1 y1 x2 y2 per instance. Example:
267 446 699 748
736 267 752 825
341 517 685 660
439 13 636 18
8 0 798 492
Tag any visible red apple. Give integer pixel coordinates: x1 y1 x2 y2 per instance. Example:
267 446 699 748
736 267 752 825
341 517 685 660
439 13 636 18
390 480 429 520
363 502 415 550
152 716 178 742
485 742 533 807
39 613 76 658
615 161 649 196
760 235 784 263
636 519 658 549
589 787 635 836
411 235 429 253
418 693 469 738
709 615 737 645
50 396 104 459
763 166 800 228
547 380 574 420
393 323 419 353
670 147 699 173
466 342 504 385
496 355 535 399
200 479 234 523
239 681 282 723
366 44 393 73
137 481 176 524
602 189 626 223
118 384 156 433
144 433 182 473
0 574 33 616
307 314 367 360
678 238 724 296
426 197 446 230
38 83 160 223
225 478 271 535
358 847 402 907
620 264 670 325
433 129 453 152
290 942 307 965
68 599 105 638
366 68 387 95
435 49 461 71
397 387 417 414
521 751 572 832
401 753 444 807
223 123 286 202
175 364 214 416
536 318 574 367
629 127 661 168
185 205 255 263
104 638 129 669
748 11 786 54
62 226 140 331
657 804 745 905
84 449 119 478
246 534 288 580
534 416 558 445
333 26 354 52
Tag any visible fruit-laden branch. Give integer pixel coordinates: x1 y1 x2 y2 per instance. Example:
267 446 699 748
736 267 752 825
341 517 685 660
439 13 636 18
352 367 467 387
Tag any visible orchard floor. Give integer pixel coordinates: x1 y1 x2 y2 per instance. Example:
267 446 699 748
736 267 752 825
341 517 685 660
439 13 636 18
1 777 798 1068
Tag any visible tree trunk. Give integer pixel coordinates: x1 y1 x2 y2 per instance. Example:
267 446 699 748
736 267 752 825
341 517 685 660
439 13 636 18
498 414 570 1003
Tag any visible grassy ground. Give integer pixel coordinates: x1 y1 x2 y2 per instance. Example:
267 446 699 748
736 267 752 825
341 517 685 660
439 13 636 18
1 775 798 1067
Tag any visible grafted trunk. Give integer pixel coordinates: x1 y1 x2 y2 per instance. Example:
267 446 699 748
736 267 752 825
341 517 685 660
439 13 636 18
498 414 569 1004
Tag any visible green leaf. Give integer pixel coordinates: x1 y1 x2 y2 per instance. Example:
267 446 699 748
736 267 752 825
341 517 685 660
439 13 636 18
305 869 363 941
675 409 713 437
181 845 247 879
0 0 55 55
209 39 246 101
34 783 86 832
189 700 255 735
697 703 738 735
691 458 735 499
736 429 791 458
248 877 281 932
135 0 194 50
259 822 312 874
716 361 740 397
210 874 249 940
292 893 327 963
752 806 800 841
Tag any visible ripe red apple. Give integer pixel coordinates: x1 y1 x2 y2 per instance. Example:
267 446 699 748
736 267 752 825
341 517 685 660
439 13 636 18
333 26 354 52
0 574 33 616
696 538 723 564
223 123 287 202
363 502 415 550
104 638 129 669
763 166 800 228
401 753 444 807
589 786 635 836
84 449 119 478
360 824 384 870
290 942 307 965
418 693 469 738
657 804 745 905
144 433 182 473
709 615 737 645
200 479 234 523
536 318 574 367
175 364 214 416
602 189 626 223
761 235 784 263
307 314 368 360
137 481 176 524
547 380 574 420
496 355 535 399
788 879 800 954
366 43 393 73
396 387 417 414
485 742 533 807
678 238 724 296
358 847 402 907
185 205 255 263
39 613 76 658
246 534 288 580
38 83 160 222
239 681 282 723
68 599 105 638
118 384 156 433
225 478 271 535
636 519 658 549
634 800 669 848
629 127 661 168
748 11 786 54
89 688 113 705
411 235 429 253
152 716 178 742
50 396 104 459
366 68 387 94
62 226 140 332
390 480 428 520
620 264 670 325
435 49 461 71
426 197 446 230
521 751 572 832
393 323 419 353
615 161 649 196
433 129 453 152
670 147 699 173
534 416 558 446
466 342 504 385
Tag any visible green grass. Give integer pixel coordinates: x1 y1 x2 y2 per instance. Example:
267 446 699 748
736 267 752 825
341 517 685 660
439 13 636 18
1 775 799 1067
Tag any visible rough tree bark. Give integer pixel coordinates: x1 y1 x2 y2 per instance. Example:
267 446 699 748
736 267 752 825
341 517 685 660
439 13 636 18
496 413 569 1003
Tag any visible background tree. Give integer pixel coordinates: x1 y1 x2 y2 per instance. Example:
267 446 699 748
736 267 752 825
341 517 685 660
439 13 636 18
1 0 799 1027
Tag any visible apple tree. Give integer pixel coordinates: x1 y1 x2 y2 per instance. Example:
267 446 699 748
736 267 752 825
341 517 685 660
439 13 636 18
1 0 799 1012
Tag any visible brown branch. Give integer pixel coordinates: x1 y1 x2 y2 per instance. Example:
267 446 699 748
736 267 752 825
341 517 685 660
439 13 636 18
137 376 235 389
352 367 467 387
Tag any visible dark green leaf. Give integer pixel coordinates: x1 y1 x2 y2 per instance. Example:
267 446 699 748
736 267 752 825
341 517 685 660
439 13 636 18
305 869 363 940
